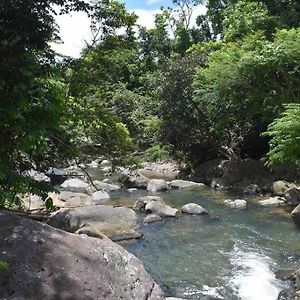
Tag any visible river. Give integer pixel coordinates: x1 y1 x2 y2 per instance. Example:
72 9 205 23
110 187 299 299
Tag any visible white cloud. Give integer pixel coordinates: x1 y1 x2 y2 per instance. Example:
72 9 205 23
51 10 92 58
130 8 160 29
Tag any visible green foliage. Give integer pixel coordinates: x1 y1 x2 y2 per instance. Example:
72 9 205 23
223 1 279 42
0 259 9 271
193 28 300 158
146 145 169 162
263 104 300 166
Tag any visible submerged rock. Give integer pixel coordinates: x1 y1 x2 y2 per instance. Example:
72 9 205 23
258 197 286 207
181 203 208 215
50 205 142 241
171 180 205 189
145 201 178 217
143 214 162 224
147 179 169 193
224 199 247 209
291 204 300 225
0 211 163 300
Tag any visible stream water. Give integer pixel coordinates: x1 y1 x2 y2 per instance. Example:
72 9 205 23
87 168 300 299
111 187 299 300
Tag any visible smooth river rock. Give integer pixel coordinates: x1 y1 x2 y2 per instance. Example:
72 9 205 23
133 196 163 211
181 203 208 215
291 204 300 225
284 187 300 206
145 201 178 217
171 180 205 189
258 196 286 207
224 199 247 209
273 180 296 196
50 205 142 241
147 179 169 193
91 190 110 203
143 214 162 223
49 191 93 208
93 180 121 192
0 211 163 300
61 178 89 193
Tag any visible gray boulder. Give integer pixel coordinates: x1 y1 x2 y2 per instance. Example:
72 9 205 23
284 188 300 206
133 196 163 211
61 178 89 193
145 201 178 217
50 205 142 241
258 196 286 207
291 204 300 225
93 180 120 192
143 214 162 224
273 180 296 196
224 199 247 209
119 174 149 189
0 211 163 300
147 179 169 193
171 180 205 189
91 191 110 203
49 191 93 208
181 203 208 215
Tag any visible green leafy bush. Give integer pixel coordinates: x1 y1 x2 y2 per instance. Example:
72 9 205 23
263 104 300 166
146 145 169 162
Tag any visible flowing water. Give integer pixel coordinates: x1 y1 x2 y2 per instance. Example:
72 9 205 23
87 168 300 299
112 187 299 300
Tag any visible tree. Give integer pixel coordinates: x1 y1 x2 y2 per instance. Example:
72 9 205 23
193 28 300 159
0 0 90 205
223 1 279 42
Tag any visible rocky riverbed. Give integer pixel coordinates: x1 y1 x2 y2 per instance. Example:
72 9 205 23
2 158 300 299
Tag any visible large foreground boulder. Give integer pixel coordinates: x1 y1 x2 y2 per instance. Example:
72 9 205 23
50 205 142 241
0 211 163 300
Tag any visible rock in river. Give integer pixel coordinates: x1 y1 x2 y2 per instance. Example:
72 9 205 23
224 199 247 209
0 211 163 300
50 205 142 241
181 203 208 215
147 179 169 193
61 178 89 193
133 196 163 211
145 201 178 217
258 196 286 207
171 180 205 189
144 214 162 224
291 204 300 225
